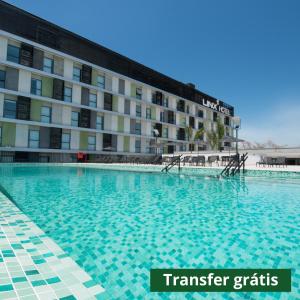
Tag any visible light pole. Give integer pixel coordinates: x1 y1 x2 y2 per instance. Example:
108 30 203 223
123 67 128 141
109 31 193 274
232 116 241 157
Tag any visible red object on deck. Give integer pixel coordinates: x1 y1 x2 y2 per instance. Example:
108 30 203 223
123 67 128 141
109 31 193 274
77 152 86 162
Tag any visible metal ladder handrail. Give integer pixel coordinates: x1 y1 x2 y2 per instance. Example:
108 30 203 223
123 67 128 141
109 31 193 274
220 156 238 176
161 155 182 172
221 153 248 176
231 153 248 176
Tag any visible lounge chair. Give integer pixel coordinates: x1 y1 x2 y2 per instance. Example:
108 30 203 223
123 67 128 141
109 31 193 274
274 157 286 168
207 155 219 167
221 156 230 166
182 156 191 166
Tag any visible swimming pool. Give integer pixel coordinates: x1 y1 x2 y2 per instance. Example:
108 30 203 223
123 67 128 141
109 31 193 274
0 165 299 299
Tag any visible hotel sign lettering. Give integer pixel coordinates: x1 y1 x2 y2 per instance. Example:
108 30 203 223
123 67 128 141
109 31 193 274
202 99 231 116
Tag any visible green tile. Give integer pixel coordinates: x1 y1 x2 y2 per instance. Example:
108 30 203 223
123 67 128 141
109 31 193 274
60 296 76 300
0 284 13 292
46 277 61 284
12 276 27 283
31 280 47 287
25 270 39 275
83 280 97 288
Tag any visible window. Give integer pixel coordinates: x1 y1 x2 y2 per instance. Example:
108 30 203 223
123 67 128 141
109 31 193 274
73 67 81 81
3 99 16 119
146 108 151 119
136 87 142 99
213 112 218 122
64 86 72 102
0 127 2 146
136 104 141 117
225 116 230 126
163 96 169 107
96 115 104 130
97 75 105 89
7 45 20 63
89 93 97 108
177 100 185 112
29 130 39 148
41 106 51 123
135 122 141 135
186 105 190 114
88 136 96 151
198 122 204 129
135 139 141 153
71 111 79 127
31 79 42 96
160 111 165 122
162 127 168 138
0 70 5 88
43 57 53 73
61 133 70 150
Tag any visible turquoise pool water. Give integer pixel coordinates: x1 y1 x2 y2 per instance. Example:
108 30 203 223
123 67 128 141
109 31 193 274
0 165 299 299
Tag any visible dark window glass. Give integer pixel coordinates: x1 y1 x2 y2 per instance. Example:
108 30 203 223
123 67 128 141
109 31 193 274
89 93 97 108
62 133 70 149
73 67 81 81
213 112 218 122
146 108 151 119
3 99 16 119
7 45 20 63
198 109 204 118
96 116 104 130
135 122 141 135
136 87 142 99
41 106 51 123
64 87 72 102
71 111 79 127
43 57 54 73
135 139 141 153
31 79 42 96
0 70 5 88
136 104 141 117
29 130 39 148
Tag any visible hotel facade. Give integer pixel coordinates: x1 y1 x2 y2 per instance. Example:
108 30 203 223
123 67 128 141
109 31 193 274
0 1 235 162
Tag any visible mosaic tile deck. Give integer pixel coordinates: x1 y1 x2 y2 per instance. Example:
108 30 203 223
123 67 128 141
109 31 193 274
0 192 104 300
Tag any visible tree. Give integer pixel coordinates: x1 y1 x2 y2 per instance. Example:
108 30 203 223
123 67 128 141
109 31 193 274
206 117 225 151
194 128 205 151
185 126 194 151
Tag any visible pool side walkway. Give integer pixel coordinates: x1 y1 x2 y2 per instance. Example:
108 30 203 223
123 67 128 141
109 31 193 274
0 192 104 300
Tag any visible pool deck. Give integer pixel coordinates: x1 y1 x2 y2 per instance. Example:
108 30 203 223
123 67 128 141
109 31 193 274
0 192 104 300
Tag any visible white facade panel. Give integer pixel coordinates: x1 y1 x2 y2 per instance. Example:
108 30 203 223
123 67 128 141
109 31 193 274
117 96 124 114
124 80 131 96
117 135 124 152
112 76 118 93
71 130 80 150
111 115 118 132
15 124 28 148
62 106 72 126
51 103 62 125
130 101 136 117
63 59 73 79
97 91 104 109
129 136 135 153
73 84 81 104
104 114 112 131
96 132 103 151
18 70 31 93
124 117 130 133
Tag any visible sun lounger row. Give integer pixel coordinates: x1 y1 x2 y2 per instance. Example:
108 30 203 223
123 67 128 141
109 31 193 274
256 156 287 167
162 155 238 167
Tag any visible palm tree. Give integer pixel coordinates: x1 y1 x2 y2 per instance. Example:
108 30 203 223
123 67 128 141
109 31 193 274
185 126 193 152
206 117 225 151
194 127 205 152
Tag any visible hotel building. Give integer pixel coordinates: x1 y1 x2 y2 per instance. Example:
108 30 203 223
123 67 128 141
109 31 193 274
0 1 235 162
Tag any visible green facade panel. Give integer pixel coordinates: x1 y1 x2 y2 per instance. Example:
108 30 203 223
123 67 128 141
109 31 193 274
30 99 43 122
2 123 16 147
130 83 136 98
80 132 88 149
118 116 124 132
151 107 156 120
42 77 53 98
91 69 98 86
112 95 118 112
124 136 130 152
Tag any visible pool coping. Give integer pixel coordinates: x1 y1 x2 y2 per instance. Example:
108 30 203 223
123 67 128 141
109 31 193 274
0 191 104 300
